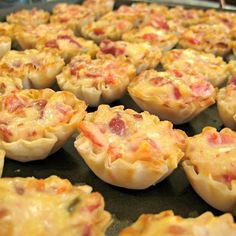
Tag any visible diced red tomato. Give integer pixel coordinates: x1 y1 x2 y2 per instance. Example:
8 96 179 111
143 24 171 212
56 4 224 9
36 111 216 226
142 33 159 41
188 38 200 45
207 132 236 146
173 86 181 100
109 116 126 136
45 40 59 49
3 94 26 113
58 35 82 48
93 28 104 35
79 121 106 147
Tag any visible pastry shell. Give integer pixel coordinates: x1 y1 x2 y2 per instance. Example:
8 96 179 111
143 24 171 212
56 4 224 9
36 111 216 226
0 49 65 89
128 70 216 124
182 127 236 214
119 210 236 236
57 55 136 107
0 89 87 162
217 79 236 130
0 36 11 58
74 105 187 189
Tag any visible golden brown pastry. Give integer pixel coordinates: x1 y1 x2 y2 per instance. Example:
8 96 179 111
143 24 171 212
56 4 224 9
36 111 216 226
75 105 186 189
182 127 236 213
119 210 236 236
0 89 86 162
128 70 216 124
57 55 136 107
0 175 111 236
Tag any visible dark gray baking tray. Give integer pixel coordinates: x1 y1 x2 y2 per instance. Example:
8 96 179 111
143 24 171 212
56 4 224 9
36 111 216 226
0 1 234 235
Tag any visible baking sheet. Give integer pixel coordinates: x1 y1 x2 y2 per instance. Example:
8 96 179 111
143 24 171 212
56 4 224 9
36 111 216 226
0 1 233 235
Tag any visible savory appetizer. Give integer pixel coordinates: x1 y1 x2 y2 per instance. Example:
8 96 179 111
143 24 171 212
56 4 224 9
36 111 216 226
0 49 64 89
182 127 236 213
161 49 229 87
119 210 236 236
128 70 216 124
0 175 111 236
217 77 236 130
0 89 86 162
57 55 136 107
75 105 186 189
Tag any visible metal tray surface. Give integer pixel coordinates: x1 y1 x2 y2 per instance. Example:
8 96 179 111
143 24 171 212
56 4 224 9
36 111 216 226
0 1 234 235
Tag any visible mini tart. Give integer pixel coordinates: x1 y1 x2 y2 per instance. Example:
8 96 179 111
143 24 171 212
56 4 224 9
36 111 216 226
0 89 86 162
161 49 229 87
75 105 186 189
0 22 15 39
6 8 50 27
50 4 95 35
0 36 11 58
36 31 98 63
0 175 111 236
0 49 65 89
122 26 178 51
0 150 5 177
15 24 70 50
56 55 136 107
229 60 236 76
217 77 236 130
128 70 216 125
179 24 231 56
98 39 162 73
100 4 149 26
0 76 22 95
166 6 205 27
82 0 115 18
119 210 236 236
141 14 185 35
204 9 236 29
182 127 236 213
81 19 133 44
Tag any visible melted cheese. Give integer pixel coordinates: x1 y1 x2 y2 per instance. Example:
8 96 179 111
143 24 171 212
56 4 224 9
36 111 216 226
0 175 111 236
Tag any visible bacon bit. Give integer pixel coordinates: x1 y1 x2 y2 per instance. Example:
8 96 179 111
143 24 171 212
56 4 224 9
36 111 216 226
93 28 104 35
0 126 13 142
152 17 169 30
190 82 212 97
45 40 59 49
87 203 100 212
117 21 127 30
109 116 126 136
0 208 8 219
85 72 101 78
217 42 228 48
100 40 125 56
229 77 236 86
82 225 92 236
188 38 200 45
142 33 159 41
59 17 69 23
79 122 106 147
173 86 181 99
14 185 25 195
57 35 82 48
222 173 236 185
3 94 26 113
133 114 143 120
105 74 115 85
168 225 186 234
151 76 169 86
33 99 47 109
108 145 122 162
172 70 183 78
207 132 235 146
